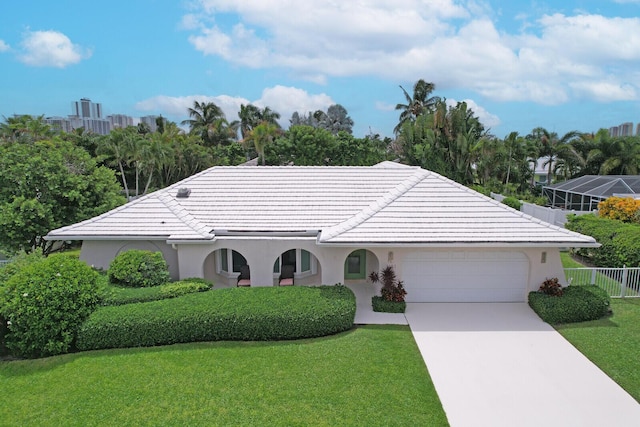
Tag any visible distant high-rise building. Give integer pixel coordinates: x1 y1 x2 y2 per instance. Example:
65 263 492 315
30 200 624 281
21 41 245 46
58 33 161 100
43 116 74 133
70 98 110 135
72 98 103 119
619 122 634 136
108 114 134 129
140 115 160 133
609 122 636 137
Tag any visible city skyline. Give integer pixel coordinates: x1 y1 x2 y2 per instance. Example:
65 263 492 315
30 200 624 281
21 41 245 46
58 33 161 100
1 1 640 138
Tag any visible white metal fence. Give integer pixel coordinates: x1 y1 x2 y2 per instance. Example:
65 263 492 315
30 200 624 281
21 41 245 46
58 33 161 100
0 260 9 267
564 267 640 298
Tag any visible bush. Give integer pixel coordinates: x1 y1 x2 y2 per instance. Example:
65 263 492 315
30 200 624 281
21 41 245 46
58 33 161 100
598 197 640 223
0 250 45 286
159 278 212 298
371 295 406 313
565 214 640 267
539 277 563 296
77 285 356 351
101 277 213 306
528 286 611 324
501 196 522 211
0 251 45 356
369 265 407 303
108 250 170 287
0 254 100 358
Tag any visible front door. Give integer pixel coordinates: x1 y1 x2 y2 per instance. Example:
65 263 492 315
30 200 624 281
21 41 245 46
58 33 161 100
344 249 366 280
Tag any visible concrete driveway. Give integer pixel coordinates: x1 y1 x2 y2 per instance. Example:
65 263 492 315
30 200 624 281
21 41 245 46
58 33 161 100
405 303 640 427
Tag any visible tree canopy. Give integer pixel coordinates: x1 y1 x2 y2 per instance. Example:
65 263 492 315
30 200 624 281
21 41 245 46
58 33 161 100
0 139 126 254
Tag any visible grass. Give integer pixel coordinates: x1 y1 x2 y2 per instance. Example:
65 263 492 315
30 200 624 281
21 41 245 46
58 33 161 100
560 251 639 297
0 325 448 426
556 299 640 402
559 251 640 401
560 251 584 268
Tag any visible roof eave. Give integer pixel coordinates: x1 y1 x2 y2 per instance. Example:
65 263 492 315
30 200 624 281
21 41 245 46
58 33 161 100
316 241 600 248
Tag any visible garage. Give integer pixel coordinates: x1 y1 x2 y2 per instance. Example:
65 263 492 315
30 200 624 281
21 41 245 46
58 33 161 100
401 251 530 302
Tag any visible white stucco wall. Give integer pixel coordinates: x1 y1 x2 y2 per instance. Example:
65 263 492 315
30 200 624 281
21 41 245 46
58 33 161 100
175 238 377 287
80 236 566 300
80 240 180 280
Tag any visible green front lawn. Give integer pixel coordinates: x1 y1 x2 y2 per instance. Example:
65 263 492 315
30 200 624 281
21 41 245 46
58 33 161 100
0 325 448 426
556 299 640 402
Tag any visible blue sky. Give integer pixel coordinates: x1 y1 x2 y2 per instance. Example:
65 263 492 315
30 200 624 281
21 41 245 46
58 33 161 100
1 0 639 139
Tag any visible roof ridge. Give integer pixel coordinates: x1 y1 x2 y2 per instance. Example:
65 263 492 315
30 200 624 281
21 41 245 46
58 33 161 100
156 192 212 238
319 169 429 242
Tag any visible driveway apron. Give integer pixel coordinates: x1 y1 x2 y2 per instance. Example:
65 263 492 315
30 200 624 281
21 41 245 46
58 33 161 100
405 303 640 427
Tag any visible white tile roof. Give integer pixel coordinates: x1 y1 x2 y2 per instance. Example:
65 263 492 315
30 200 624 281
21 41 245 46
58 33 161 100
46 162 597 247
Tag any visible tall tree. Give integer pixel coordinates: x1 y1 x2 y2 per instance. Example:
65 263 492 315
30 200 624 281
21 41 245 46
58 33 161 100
394 79 440 134
181 101 232 146
530 127 580 184
243 121 281 165
0 115 54 144
0 139 125 254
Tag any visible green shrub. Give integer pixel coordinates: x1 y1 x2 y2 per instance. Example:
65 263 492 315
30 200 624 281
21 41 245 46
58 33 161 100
371 295 406 313
101 277 212 306
0 254 100 358
0 250 45 286
0 251 46 355
159 279 212 299
501 196 522 211
107 250 170 287
566 214 640 267
528 286 611 324
539 277 563 296
77 285 356 351
369 265 407 302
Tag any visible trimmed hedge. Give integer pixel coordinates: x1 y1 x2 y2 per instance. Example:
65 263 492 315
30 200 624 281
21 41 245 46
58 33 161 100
371 295 406 313
101 277 213 306
528 286 611 324
77 285 356 351
0 254 100 358
108 250 170 287
501 196 522 211
565 214 640 267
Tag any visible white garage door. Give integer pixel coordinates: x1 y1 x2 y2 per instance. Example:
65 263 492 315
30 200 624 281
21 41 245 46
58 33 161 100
401 251 529 302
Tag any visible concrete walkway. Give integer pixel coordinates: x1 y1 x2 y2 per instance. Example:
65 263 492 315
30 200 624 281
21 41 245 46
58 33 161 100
405 303 640 427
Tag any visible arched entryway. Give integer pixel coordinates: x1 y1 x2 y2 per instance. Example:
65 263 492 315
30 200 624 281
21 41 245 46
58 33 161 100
272 248 322 286
204 248 250 287
343 249 380 308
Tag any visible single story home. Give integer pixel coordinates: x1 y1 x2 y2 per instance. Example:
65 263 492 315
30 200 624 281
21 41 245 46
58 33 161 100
46 162 597 303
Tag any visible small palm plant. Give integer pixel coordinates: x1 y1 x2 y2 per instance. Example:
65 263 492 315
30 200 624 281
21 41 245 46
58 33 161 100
369 265 407 303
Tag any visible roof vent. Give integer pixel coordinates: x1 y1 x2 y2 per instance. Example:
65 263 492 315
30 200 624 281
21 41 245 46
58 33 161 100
176 188 191 198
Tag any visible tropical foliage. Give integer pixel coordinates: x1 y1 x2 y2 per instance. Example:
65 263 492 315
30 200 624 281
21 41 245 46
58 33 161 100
0 139 125 254
2 84 640 252
598 197 640 223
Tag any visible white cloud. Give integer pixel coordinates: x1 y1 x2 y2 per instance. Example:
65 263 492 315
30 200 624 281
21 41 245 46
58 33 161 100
135 94 248 123
0 40 9 52
18 30 91 68
135 86 334 128
183 1 640 105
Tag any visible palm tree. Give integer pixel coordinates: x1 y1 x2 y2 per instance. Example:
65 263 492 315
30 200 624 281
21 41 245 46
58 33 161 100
238 104 281 139
97 127 135 198
243 121 282 165
598 137 640 175
181 101 231 146
394 79 440 134
530 127 580 184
